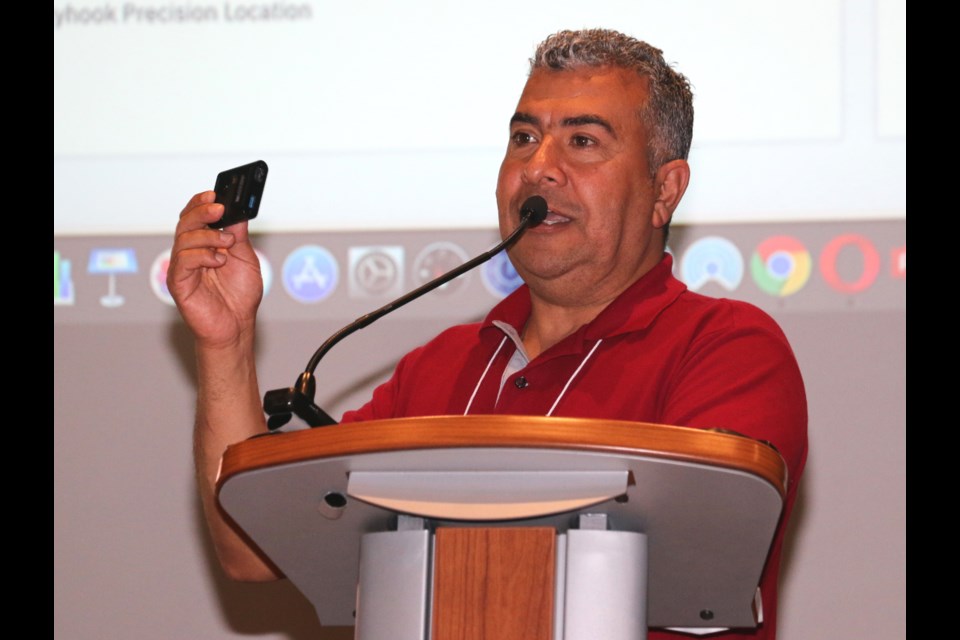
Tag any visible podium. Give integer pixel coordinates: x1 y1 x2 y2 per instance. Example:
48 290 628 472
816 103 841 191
217 416 786 639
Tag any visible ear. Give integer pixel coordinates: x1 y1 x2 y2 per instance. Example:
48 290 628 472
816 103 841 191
651 159 690 229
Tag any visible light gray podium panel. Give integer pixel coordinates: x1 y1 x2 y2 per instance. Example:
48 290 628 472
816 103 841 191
355 529 431 640
218 446 781 629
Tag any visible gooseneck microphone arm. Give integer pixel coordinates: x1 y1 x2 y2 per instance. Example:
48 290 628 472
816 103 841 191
263 196 548 429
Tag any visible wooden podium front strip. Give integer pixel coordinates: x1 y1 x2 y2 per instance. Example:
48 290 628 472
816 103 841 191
432 527 555 640
219 416 787 497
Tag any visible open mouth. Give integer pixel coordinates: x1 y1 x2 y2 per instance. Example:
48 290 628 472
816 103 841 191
542 210 572 226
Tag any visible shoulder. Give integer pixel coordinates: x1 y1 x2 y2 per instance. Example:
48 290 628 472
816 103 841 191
404 321 486 360
652 289 795 360
673 289 786 333
594 256 788 352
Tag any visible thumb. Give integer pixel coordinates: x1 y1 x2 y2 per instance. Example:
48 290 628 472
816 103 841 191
222 219 251 244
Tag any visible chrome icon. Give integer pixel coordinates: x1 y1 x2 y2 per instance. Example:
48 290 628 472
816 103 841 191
751 236 812 297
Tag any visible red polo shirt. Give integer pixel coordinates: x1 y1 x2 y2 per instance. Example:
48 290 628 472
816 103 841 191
343 254 807 639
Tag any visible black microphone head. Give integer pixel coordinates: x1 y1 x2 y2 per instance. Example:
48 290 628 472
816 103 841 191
520 195 548 226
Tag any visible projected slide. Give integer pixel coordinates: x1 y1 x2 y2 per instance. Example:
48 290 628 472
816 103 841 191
54 0 905 234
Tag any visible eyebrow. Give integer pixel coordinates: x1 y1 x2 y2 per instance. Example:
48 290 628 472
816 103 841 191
509 112 616 137
562 115 615 137
510 112 540 127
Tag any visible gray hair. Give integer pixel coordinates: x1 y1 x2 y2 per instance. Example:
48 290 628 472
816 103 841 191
531 29 694 173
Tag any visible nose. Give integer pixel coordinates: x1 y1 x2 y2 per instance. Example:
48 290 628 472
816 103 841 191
521 136 566 187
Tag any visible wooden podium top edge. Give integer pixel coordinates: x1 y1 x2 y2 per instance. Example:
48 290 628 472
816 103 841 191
218 415 786 497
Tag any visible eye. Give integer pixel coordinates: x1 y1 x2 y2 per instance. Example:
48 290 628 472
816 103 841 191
571 135 596 148
511 131 537 146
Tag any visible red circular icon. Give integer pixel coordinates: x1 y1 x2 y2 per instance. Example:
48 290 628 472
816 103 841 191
818 234 880 293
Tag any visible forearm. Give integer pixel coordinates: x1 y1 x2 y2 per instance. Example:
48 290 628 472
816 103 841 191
193 330 278 581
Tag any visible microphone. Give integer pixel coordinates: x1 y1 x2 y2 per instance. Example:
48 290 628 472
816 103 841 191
521 195 548 226
263 196 548 429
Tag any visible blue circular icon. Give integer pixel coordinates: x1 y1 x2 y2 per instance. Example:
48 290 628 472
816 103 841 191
482 250 524 298
680 237 744 292
282 246 339 303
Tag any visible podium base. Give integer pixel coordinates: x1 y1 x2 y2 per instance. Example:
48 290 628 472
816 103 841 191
355 517 647 640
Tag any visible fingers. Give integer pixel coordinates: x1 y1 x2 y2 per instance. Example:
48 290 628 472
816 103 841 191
177 192 224 234
179 190 216 218
170 249 228 285
177 191 254 245
171 194 239 292
176 228 237 252
173 233 235 269
175 189 252 250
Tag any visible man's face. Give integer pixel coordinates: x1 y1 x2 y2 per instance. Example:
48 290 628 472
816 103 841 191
496 66 673 307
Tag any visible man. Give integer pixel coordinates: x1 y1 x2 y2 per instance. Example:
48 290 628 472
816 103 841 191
170 29 807 639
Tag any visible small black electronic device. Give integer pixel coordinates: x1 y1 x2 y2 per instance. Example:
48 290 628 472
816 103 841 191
209 160 268 228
